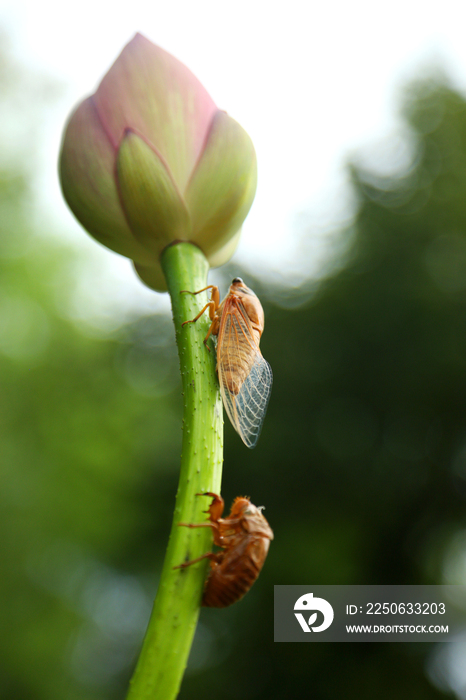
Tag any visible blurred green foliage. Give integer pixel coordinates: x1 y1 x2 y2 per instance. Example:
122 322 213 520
2 53 466 699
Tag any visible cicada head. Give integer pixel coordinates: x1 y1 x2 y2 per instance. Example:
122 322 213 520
229 277 256 297
229 496 252 516
229 497 274 539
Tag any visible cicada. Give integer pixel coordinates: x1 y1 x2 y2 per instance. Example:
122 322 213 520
174 492 273 607
181 277 272 448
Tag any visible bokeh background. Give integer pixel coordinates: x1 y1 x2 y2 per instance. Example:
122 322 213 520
4 3 466 699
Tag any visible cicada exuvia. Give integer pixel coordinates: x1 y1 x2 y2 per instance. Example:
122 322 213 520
174 492 273 607
182 278 272 448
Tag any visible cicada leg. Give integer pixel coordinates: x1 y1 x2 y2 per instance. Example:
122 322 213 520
197 492 225 521
177 521 219 530
181 286 221 349
173 551 222 570
177 493 223 530
180 285 216 296
175 493 226 566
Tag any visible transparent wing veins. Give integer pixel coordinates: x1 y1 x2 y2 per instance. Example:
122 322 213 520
218 307 273 448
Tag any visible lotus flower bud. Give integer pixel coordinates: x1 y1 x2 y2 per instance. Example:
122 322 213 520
59 34 257 291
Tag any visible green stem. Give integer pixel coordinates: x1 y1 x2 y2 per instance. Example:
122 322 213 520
126 242 223 700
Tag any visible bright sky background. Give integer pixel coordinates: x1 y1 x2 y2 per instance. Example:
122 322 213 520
3 0 466 320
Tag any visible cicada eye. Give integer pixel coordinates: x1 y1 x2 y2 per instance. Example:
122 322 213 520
232 277 243 284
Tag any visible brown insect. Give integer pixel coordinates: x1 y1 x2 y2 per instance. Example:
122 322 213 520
181 278 272 448
174 492 273 607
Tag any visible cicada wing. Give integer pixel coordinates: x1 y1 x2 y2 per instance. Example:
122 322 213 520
219 349 273 449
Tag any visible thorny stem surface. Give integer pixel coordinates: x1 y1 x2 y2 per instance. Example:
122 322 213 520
126 242 223 700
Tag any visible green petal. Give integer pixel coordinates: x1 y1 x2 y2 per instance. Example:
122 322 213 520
185 111 257 259
133 261 168 292
116 131 191 256
208 228 242 268
59 98 154 265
